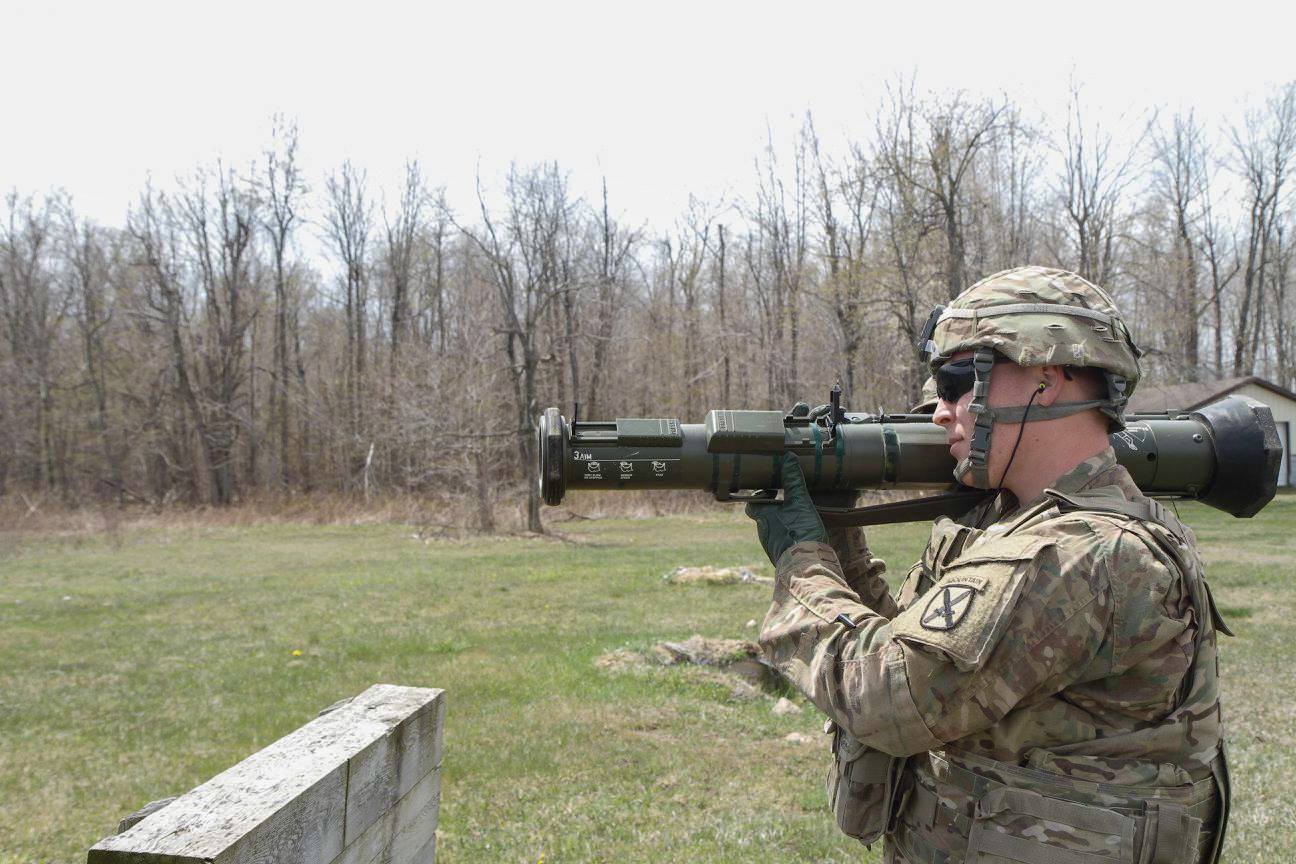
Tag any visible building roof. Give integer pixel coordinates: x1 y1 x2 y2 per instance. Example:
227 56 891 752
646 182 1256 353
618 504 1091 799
1128 375 1296 413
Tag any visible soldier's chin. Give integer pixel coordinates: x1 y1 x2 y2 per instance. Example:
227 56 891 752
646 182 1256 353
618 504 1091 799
954 464 990 489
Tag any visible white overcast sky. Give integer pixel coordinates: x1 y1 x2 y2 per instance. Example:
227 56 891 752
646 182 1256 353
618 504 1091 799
4 0 1294 231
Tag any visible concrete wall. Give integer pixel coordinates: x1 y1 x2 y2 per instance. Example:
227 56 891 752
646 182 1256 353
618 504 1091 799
89 684 444 864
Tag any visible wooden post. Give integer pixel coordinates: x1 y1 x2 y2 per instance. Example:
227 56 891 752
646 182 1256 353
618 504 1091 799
89 684 444 864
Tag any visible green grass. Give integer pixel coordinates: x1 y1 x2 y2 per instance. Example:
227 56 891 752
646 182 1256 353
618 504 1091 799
1 497 1294 863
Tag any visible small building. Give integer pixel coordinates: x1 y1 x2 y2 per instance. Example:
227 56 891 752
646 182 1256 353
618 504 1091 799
1128 375 1296 487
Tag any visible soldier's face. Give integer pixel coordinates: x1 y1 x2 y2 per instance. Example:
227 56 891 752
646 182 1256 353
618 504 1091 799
933 352 1042 482
932 354 975 465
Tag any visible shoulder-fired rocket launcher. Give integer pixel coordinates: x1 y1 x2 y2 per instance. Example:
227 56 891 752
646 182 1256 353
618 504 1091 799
537 391 1282 524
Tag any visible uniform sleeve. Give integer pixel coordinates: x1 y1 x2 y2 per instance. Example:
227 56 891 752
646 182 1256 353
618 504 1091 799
758 542 942 756
825 524 898 619
759 532 1112 755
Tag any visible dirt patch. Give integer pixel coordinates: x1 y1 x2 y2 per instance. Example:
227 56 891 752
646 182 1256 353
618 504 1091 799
651 635 758 666
595 634 784 700
663 565 772 586
680 666 763 701
593 648 649 673
772 697 802 715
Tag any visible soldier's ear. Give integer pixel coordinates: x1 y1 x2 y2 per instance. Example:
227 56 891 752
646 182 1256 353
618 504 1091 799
1034 366 1066 405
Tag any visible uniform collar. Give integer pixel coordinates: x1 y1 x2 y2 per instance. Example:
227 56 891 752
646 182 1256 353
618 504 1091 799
1045 446 1126 496
981 446 1130 527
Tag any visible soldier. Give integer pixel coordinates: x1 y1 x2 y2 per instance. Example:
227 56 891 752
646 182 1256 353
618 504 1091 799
750 266 1230 864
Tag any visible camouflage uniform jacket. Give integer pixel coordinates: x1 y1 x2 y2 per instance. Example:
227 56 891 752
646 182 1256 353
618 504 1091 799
760 448 1229 862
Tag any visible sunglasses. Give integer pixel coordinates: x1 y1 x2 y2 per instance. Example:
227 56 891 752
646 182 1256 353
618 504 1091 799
934 358 983 403
934 358 1078 404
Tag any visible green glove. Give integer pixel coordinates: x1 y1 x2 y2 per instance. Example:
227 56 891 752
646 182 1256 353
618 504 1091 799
746 456 829 566
789 401 858 510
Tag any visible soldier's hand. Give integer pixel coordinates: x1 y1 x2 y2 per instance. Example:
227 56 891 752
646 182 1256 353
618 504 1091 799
788 401 879 578
787 401 860 511
783 402 890 607
745 456 829 566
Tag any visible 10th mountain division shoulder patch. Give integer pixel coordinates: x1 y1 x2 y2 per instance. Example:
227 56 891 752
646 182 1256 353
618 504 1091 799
920 583 977 631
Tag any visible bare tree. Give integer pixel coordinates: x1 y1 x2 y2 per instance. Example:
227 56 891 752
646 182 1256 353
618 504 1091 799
129 185 208 502
176 164 260 504
262 115 304 488
748 125 810 406
873 93 942 403
668 200 713 419
416 203 449 353
876 81 1005 299
1196 164 1239 376
809 115 880 397
457 162 573 532
973 104 1042 271
1056 83 1138 286
1151 111 1208 378
1272 222 1293 386
0 192 70 492
324 161 373 471
1229 83 1296 375
584 178 636 418
384 159 428 373
0 194 74 492
62 204 127 501
711 222 732 407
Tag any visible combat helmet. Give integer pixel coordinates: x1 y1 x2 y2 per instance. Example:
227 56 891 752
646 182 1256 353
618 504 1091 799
912 376 938 414
918 265 1143 488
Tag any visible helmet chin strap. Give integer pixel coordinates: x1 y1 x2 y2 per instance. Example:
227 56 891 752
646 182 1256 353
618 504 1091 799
954 349 999 488
992 383 1043 501
952 348 1106 489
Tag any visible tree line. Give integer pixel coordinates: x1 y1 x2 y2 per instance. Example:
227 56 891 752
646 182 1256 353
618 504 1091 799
3 82 1294 530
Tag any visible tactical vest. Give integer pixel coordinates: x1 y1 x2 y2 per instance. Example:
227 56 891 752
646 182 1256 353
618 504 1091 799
887 489 1232 864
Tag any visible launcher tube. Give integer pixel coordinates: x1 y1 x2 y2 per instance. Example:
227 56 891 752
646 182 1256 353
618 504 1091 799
537 395 1280 519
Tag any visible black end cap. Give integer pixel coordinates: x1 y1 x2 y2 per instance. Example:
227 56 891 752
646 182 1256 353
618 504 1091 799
537 407 567 506
1193 395 1282 518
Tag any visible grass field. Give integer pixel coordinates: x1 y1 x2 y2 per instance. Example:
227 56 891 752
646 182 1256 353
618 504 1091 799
2 495 1294 863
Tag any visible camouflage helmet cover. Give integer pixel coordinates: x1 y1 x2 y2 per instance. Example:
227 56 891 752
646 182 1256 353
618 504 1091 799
913 376 938 414
919 266 1143 486
925 266 1141 387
